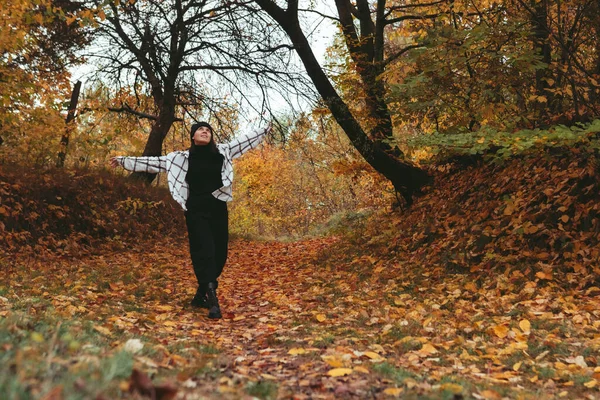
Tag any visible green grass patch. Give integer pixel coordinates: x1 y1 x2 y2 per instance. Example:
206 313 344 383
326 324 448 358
312 335 335 348
572 373 594 387
506 305 528 318
536 366 557 380
528 337 572 359
0 309 134 400
502 352 529 370
373 362 419 384
245 380 278 399
384 322 426 344
199 344 220 355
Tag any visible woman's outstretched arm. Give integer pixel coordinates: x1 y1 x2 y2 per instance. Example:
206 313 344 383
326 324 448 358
109 156 167 173
227 124 272 160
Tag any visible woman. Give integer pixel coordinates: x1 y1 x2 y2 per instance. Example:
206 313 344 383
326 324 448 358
110 121 270 319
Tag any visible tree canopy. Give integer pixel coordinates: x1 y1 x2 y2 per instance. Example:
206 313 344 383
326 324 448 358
1 0 599 197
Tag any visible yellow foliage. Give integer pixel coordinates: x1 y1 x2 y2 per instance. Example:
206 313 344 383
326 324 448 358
0 0 73 166
230 116 393 238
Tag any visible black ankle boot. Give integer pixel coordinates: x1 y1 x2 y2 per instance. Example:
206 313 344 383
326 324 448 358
206 282 222 319
190 285 208 309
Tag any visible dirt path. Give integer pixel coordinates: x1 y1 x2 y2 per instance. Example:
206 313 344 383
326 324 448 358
154 236 391 399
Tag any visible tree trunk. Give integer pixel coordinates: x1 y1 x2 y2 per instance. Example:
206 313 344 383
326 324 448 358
531 0 553 124
56 81 82 168
589 1 600 105
335 0 394 143
292 27 429 203
130 103 176 183
253 1 430 205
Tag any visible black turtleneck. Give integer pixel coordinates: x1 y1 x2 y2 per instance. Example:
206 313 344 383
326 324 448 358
186 144 224 207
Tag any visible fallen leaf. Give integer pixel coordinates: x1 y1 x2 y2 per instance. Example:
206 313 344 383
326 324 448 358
513 361 522 371
464 282 478 292
584 379 597 388
440 383 463 394
519 319 531 334
393 298 405 306
93 325 112 336
555 361 568 370
536 271 552 280
363 351 385 361
129 369 153 397
322 355 344 368
493 324 509 338
119 380 130 391
479 389 502 399
417 343 438 357
383 387 403 396
124 338 144 353
31 332 44 343
327 368 353 377
288 348 306 355
564 356 588 368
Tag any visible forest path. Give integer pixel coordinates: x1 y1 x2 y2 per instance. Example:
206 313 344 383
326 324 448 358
3 236 599 399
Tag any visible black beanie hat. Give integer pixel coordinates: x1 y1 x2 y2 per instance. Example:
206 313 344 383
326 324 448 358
190 121 214 139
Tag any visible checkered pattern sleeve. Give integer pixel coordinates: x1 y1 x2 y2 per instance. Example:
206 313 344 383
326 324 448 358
115 156 167 174
227 126 268 160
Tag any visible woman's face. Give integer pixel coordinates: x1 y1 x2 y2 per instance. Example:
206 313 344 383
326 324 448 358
193 126 212 145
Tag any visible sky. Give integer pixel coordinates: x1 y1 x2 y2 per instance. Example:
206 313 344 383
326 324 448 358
69 3 340 124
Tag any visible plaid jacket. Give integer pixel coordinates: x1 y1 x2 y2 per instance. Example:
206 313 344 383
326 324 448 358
115 126 268 210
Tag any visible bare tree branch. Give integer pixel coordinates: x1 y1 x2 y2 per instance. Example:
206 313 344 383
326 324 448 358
383 44 425 67
386 13 440 26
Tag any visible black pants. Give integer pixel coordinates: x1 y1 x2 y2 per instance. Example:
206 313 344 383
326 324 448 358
185 197 228 286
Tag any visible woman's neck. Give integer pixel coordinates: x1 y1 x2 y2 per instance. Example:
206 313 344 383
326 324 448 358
191 143 211 153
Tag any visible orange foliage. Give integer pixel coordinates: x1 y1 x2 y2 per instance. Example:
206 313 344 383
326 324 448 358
0 0 77 166
0 164 184 255
230 117 393 237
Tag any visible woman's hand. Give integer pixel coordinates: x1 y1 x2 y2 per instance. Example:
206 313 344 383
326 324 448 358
109 157 120 168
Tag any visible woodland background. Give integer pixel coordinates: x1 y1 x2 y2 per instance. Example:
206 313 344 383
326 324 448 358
1 0 600 399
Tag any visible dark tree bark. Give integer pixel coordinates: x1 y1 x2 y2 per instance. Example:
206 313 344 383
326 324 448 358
251 0 431 205
56 81 82 168
592 2 600 105
532 0 553 122
100 1 183 182
514 0 600 124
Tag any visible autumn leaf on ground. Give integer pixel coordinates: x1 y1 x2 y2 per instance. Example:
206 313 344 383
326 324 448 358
492 324 509 339
327 368 353 377
129 369 177 400
519 319 531 334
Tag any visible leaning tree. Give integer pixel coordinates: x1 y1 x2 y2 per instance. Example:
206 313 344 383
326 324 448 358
246 0 433 205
